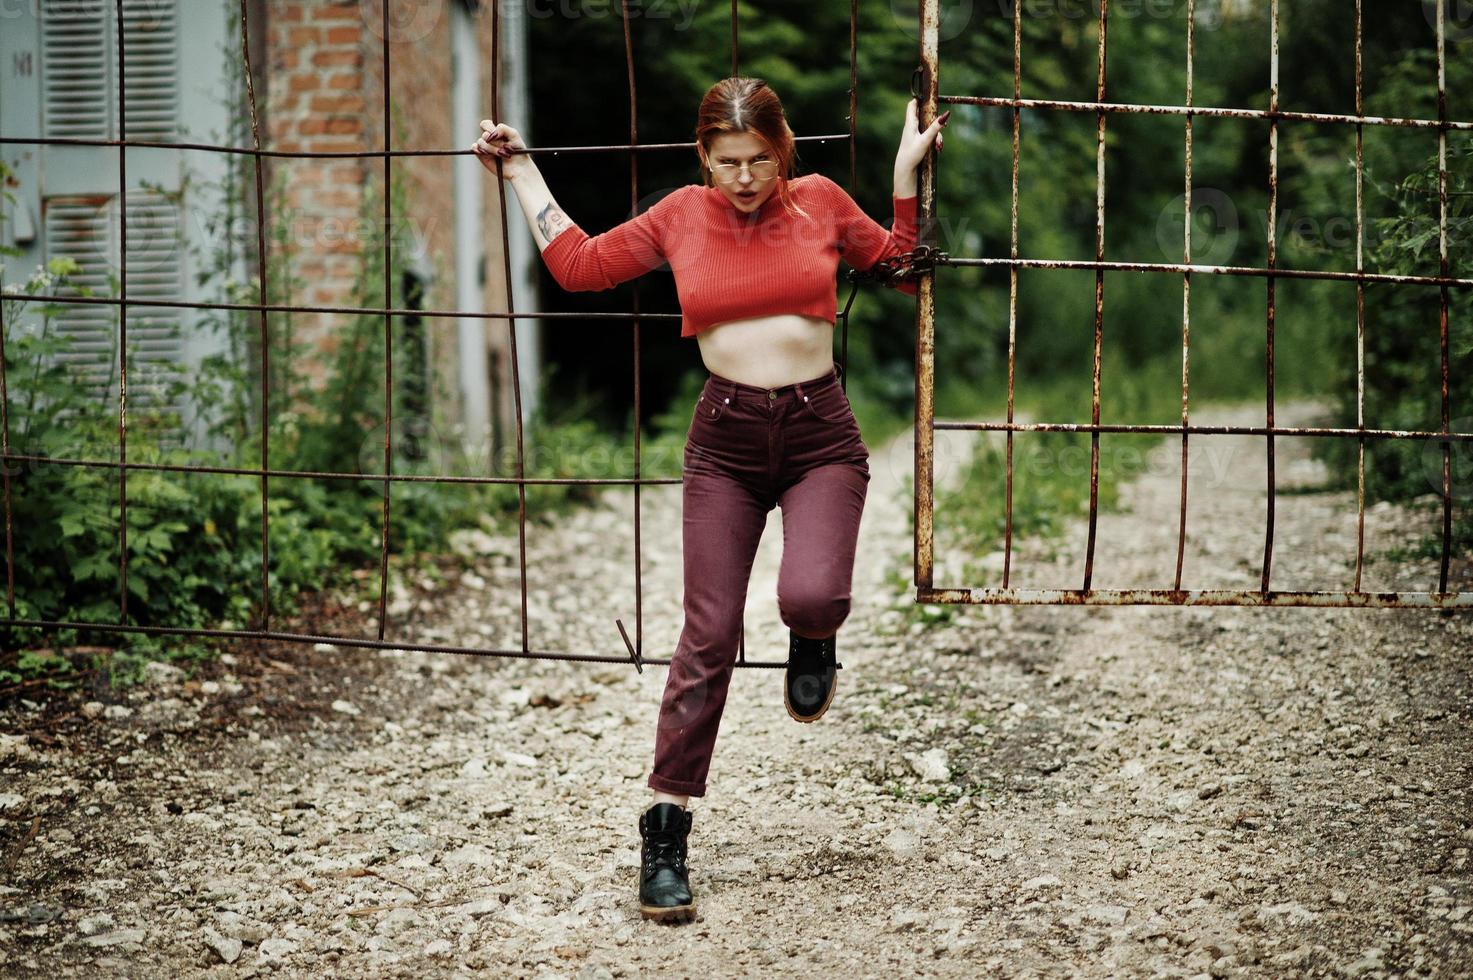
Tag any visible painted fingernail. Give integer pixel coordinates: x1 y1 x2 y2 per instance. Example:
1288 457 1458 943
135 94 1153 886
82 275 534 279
939 110 952 124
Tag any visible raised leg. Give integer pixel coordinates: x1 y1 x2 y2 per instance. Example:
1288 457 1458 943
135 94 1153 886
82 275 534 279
776 460 869 640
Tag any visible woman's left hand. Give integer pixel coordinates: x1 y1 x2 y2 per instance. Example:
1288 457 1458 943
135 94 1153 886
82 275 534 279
895 97 950 176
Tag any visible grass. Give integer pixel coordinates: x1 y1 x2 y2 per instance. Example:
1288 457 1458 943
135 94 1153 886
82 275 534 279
883 356 1189 597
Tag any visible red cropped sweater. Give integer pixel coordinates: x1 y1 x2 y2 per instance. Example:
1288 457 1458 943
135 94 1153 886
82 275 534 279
539 173 919 338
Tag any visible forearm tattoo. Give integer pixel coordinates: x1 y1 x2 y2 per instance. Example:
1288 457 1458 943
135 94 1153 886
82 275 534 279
536 203 572 244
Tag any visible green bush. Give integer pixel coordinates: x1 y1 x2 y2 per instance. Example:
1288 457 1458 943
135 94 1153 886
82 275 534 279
1313 133 1473 559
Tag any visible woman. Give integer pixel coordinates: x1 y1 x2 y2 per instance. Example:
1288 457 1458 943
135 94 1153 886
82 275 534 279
472 77 948 923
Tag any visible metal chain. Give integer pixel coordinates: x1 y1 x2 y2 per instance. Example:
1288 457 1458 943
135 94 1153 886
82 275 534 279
844 244 948 287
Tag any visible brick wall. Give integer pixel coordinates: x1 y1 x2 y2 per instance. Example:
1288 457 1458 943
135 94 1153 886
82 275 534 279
260 0 511 443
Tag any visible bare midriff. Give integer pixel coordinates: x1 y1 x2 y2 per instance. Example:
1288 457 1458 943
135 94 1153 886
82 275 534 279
694 313 837 389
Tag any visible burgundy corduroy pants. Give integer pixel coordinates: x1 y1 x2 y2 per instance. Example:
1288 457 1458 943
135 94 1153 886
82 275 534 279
647 361 870 798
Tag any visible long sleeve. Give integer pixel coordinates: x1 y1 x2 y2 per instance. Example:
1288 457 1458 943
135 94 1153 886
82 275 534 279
821 174 921 297
540 188 685 292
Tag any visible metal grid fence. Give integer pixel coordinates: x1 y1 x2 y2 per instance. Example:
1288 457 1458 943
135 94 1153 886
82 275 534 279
912 0 1472 608
0 0 889 670
2 0 1467 684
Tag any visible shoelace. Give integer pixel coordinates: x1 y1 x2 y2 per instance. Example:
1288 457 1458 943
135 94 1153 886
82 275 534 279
643 835 687 877
789 633 832 667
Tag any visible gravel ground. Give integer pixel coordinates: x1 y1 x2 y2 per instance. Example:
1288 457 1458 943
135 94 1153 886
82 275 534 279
1 398 1470 979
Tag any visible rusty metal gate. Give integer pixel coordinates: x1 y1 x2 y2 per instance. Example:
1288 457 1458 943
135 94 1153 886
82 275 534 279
911 0 1472 609
0 1 1468 681
0 0 894 670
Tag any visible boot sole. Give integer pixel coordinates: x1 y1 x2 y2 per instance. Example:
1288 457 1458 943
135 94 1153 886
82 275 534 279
783 669 837 723
640 901 696 923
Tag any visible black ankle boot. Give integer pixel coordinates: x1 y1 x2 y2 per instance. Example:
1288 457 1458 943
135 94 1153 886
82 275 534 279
638 802 695 922
785 628 838 723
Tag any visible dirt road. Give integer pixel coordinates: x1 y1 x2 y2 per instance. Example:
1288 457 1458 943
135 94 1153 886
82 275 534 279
2 399 1469 978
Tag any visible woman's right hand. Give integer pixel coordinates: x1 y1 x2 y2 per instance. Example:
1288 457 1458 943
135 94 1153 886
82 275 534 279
471 119 531 181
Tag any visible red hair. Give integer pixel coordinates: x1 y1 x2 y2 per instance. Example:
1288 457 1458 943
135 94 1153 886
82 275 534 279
694 77 811 222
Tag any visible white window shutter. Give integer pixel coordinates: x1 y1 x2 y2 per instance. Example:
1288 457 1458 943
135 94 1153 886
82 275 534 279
41 0 112 141
121 189 186 415
42 191 183 414
43 198 118 394
39 0 184 422
119 0 179 142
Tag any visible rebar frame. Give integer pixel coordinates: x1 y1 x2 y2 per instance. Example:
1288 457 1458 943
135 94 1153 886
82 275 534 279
913 0 1471 609
0 0 873 666
2 1 1467 679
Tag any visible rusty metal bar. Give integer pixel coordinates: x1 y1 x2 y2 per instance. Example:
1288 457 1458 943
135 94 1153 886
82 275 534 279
13 245 1473 321
934 421 1472 441
1263 0 1279 593
1003 0 1021 589
0 292 688 322
615 0 645 664
376 0 394 642
730 0 739 78
848 0 858 196
936 96 1473 133
0 453 683 485
1436 0 1453 594
932 258 1473 289
238 0 272 632
12 412 1468 487
0 259 12 615
490 0 531 657
921 589 1472 609
1354 0 1366 594
0 134 855 159
0 617 792 666
839 0 858 395
1083 0 1108 592
913 0 939 592
734 5 749 668
1174 0 1195 593
115 0 130 623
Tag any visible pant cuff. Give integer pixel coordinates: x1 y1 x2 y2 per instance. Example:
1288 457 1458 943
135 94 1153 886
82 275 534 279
647 772 707 797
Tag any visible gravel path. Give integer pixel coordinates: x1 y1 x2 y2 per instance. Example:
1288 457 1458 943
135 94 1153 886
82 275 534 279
1 399 1469 978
